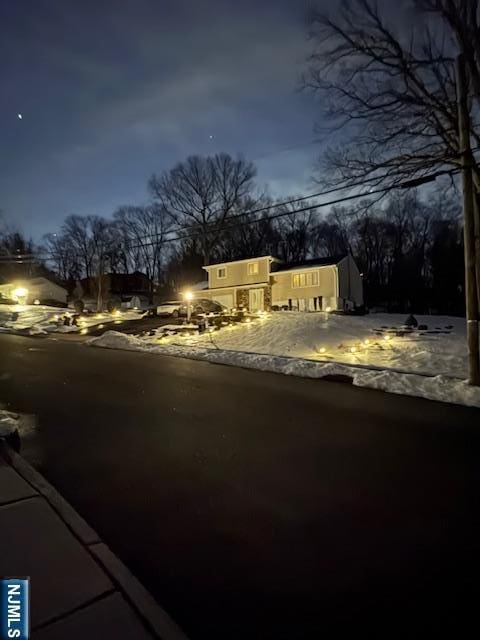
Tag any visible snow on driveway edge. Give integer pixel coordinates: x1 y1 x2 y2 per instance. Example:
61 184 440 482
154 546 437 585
88 331 480 409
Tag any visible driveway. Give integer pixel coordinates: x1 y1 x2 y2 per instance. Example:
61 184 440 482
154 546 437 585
0 334 479 638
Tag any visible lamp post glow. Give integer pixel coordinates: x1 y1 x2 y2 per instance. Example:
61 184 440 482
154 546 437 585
184 290 193 322
12 286 28 303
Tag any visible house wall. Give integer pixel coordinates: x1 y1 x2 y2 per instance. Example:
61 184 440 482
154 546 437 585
336 256 364 307
271 267 337 309
0 280 67 304
28 282 67 304
206 257 270 289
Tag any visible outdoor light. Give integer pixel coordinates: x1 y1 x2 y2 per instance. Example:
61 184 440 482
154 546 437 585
80 328 88 335
364 339 370 345
33 299 40 305
319 347 326 354
325 306 332 313
12 286 28 301
350 346 357 353
184 290 193 301
384 335 391 341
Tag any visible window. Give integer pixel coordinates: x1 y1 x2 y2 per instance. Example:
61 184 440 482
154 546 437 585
292 271 319 288
247 262 259 276
217 267 227 279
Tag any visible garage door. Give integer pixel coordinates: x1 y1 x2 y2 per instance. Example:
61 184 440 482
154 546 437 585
212 293 234 309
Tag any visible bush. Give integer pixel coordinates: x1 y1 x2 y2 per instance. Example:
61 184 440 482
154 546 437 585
73 299 84 313
107 299 118 313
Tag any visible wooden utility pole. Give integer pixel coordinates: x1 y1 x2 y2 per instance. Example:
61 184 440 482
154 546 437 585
456 54 480 385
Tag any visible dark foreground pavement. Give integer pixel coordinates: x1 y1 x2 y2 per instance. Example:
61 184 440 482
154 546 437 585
0 333 479 638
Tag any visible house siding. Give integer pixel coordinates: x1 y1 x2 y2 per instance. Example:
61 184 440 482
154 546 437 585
0 279 67 304
271 267 337 306
336 255 364 307
206 257 270 289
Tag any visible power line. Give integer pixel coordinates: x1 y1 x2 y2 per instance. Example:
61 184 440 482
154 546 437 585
127 161 464 247
120 166 460 252
20 158 470 263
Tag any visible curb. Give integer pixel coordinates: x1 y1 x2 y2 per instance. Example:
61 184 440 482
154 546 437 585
0 440 189 640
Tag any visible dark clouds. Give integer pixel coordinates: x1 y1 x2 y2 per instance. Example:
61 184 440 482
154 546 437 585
0 0 324 238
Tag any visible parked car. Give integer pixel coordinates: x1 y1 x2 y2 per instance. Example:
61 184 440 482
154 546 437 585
192 298 225 314
156 301 186 317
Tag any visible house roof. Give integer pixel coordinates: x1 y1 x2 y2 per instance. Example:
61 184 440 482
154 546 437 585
203 255 280 270
273 255 347 272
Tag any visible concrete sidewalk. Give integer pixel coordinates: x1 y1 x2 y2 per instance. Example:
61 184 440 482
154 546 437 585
0 441 188 640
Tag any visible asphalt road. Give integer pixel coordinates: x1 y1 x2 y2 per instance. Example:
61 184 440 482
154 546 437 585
0 333 479 638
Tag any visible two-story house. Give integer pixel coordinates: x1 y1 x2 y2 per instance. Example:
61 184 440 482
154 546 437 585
199 254 363 312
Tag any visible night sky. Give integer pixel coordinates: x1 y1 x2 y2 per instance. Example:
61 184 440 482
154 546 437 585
0 0 323 239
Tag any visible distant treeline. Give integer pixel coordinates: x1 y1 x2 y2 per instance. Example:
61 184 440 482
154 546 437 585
1 153 465 315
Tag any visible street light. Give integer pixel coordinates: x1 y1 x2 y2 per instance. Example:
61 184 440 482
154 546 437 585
184 290 193 322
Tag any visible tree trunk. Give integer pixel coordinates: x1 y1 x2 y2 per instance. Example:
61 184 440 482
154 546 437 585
456 54 480 385
473 191 480 313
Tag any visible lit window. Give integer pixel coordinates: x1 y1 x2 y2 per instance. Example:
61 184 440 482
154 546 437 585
247 262 259 275
292 271 319 288
217 267 227 279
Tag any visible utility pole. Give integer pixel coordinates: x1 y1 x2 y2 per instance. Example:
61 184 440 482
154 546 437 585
456 53 480 385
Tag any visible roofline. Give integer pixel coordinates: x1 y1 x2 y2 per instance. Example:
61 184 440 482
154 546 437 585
273 262 343 276
202 256 280 270
200 282 270 292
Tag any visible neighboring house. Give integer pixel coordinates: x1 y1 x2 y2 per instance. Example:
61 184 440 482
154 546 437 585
78 271 151 299
0 276 67 305
198 255 363 312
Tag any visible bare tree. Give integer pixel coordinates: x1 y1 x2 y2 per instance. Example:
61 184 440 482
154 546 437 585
305 0 480 382
275 201 317 263
61 215 95 279
42 232 79 281
304 0 468 188
149 153 257 265
113 204 172 299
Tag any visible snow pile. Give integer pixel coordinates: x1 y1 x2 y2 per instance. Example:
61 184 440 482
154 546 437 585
354 370 480 408
0 304 142 335
89 324 480 408
0 410 19 437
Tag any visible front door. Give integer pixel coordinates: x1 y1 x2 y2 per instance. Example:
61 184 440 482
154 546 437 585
249 288 264 312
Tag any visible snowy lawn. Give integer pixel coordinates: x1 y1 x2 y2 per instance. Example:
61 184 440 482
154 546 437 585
0 304 143 335
88 312 480 408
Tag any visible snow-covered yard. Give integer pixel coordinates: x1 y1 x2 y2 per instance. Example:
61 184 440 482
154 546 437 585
0 304 142 335
89 312 480 408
